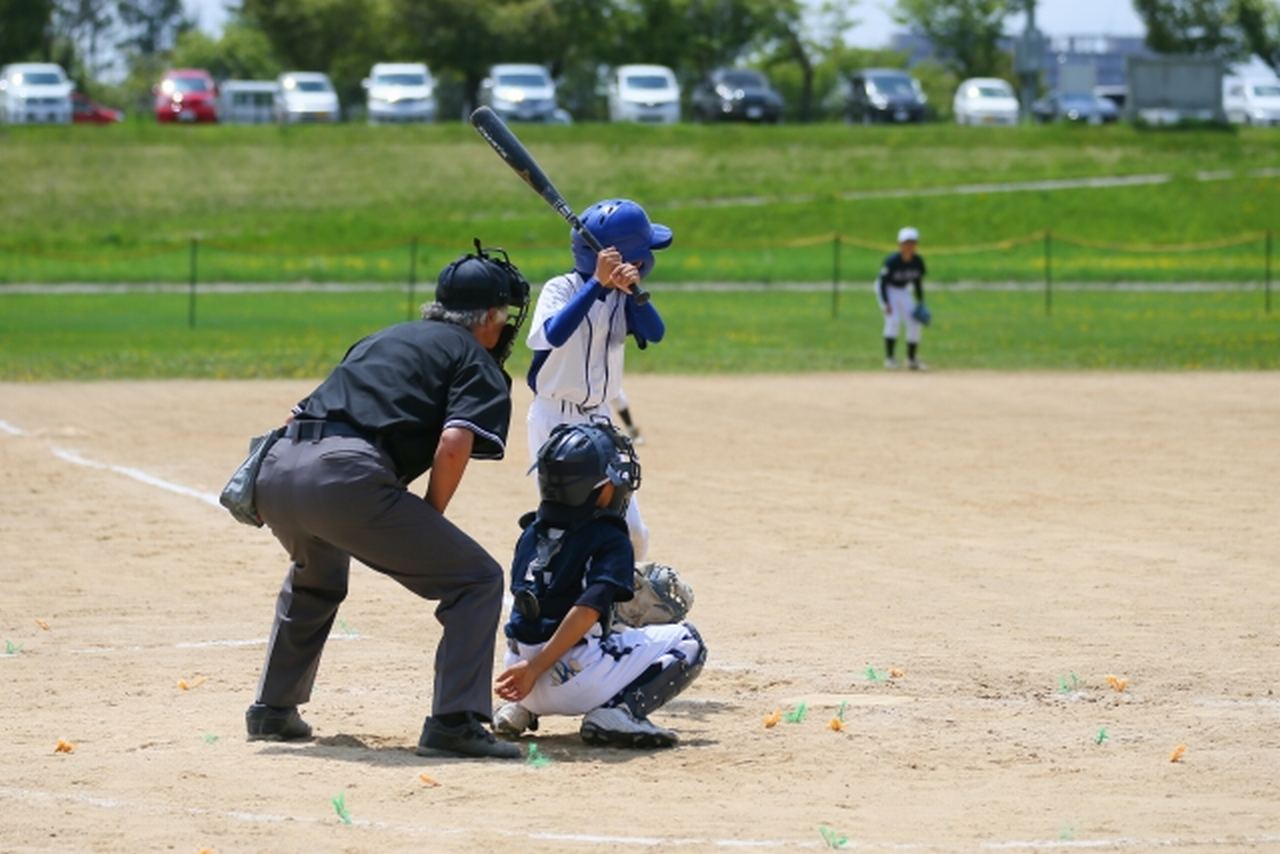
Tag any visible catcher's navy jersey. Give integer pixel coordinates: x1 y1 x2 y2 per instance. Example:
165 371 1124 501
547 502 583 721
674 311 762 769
504 513 635 645
876 252 926 304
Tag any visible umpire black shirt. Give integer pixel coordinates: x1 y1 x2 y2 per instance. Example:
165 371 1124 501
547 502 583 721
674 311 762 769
295 319 511 483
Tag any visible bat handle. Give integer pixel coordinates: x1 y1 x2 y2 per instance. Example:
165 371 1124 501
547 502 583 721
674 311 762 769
572 220 651 305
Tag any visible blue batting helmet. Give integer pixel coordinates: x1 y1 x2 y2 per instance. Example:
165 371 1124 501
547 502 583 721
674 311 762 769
571 199 673 280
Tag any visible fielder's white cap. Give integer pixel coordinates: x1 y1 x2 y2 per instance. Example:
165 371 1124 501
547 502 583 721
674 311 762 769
898 226 919 243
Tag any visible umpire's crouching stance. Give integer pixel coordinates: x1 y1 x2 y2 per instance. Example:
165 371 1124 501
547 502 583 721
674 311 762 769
246 243 529 760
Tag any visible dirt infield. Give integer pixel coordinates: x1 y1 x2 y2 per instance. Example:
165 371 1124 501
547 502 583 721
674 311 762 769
1 374 1278 852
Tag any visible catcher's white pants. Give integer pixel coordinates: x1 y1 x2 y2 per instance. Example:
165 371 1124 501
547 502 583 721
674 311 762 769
527 395 650 560
881 286 922 344
505 623 694 716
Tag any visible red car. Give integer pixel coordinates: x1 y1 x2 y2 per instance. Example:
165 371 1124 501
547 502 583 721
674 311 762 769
154 69 218 123
72 92 123 124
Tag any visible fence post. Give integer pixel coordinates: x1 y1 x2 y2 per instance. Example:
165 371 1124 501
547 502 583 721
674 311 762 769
406 236 420 321
1043 229 1053 317
188 237 198 329
1266 229 1273 315
830 234 842 319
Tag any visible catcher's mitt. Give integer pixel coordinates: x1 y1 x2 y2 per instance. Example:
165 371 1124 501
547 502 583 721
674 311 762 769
911 303 932 326
614 562 694 628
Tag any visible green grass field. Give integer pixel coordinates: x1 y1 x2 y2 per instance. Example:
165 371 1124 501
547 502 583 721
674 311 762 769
2 287 1275 380
1 122 1277 284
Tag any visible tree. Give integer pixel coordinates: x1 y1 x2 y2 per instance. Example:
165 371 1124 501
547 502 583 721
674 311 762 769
1238 0 1280 72
116 0 189 56
1132 0 1265 62
59 0 114 77
893 0 1011 81
169 23 283 81
0 0 55 65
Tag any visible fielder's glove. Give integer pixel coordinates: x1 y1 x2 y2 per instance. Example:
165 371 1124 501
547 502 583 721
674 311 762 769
614 562 695 628
911 303 932 326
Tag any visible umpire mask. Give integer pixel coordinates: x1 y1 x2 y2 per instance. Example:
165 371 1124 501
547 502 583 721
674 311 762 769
436 239 531 367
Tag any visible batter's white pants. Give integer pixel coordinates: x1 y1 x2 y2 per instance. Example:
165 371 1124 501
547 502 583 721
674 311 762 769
881 286 922 344
527 395 650 560
505 623 697 717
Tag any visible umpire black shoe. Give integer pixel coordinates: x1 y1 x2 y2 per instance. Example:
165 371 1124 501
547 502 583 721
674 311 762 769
416 712 521 759
245 703 313 742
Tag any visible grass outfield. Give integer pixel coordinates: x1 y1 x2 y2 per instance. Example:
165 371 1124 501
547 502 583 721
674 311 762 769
2 288 1275 379
0 122 1277 283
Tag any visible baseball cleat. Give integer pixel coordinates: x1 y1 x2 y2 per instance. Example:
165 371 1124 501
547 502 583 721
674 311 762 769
908 359 928 372
245 703 313 742
416 713 521 759
493 702 539 738
883 358 898 370
579 706 678 749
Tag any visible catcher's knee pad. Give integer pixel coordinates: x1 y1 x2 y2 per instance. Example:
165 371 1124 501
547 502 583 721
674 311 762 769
621 623 707 718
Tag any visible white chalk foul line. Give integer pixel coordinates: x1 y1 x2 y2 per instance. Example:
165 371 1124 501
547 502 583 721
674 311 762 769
50 445 221 508
0 418 25 436
67 633 366 656
1 785 1278 851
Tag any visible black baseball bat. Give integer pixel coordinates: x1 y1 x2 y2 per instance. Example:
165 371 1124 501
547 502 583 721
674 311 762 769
469 105 650 305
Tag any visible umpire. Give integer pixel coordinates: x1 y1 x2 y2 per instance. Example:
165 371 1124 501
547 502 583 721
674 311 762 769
245 242 529 760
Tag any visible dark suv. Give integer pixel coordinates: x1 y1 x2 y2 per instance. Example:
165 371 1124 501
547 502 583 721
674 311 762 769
691 68 784 123
845 69 928 124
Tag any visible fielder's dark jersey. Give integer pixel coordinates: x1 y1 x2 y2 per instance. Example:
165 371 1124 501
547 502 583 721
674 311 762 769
876 252 926 304
504 513 635 645
295 319 510 484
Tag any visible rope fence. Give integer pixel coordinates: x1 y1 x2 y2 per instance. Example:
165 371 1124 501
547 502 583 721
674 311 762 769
0 230 1272 326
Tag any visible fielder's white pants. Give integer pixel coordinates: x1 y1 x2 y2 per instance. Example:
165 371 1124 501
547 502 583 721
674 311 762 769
505 623 695 716
527 395 650 560
881 286 922 344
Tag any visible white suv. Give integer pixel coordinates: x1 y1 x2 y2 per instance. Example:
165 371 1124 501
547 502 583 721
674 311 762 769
275 71 340 123
0 63 73 125
363 63 436 123
608 64 680 124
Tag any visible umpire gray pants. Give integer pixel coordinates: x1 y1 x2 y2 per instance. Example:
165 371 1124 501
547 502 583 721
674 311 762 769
252 433 503 719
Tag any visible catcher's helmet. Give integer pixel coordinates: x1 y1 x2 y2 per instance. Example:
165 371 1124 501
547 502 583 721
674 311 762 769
536 420 641 523
571 199 673 281
436 239 530 365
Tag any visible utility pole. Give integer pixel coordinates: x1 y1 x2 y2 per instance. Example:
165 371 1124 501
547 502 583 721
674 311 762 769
1014 0 1046 123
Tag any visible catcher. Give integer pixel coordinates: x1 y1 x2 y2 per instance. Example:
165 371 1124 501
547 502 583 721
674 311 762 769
492 421 703 748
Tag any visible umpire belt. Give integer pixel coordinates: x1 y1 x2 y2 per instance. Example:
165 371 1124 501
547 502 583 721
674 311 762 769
284 419 379 445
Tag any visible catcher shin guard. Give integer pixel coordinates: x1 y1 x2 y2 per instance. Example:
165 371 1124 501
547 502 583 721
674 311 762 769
613 623 706 718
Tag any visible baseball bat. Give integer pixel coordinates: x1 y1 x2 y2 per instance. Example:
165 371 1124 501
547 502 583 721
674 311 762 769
469 106 651 305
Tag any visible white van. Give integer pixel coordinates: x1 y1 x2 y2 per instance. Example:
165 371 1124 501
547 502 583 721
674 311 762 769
219 80 278 124
608 64 680 124
0 63 73 125
1224 77 1280 126
275 71 340 123
363 63 436 123
952 77 1019 125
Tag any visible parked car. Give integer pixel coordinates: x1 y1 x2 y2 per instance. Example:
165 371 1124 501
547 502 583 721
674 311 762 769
691 68 783 123
845 68 927 124
478 64 566 123
1223 77 1280 126
0 63 73 125
607 64 680 124
218 80 277 124
1093 85 1128 112
953 77 1018 125
363 63 436 124
154 68 218 123
1032 91 1119 124
275 72 340 123
72 91 123 123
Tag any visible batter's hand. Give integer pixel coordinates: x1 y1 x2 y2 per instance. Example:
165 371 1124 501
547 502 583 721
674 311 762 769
594 247 638 294
495 660 539 702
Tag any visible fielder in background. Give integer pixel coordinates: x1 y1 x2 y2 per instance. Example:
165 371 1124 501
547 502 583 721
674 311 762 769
243 243 529 760
525 198 671 559
494 421 705 748
876 226 930 371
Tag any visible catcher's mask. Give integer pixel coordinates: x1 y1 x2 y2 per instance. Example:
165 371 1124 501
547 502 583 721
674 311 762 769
435 238 530 366
534 420 641 525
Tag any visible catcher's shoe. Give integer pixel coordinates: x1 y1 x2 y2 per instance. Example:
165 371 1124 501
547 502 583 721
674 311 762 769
416 713 521 759
493 702 539 738
883 357 899 370
580 706 677 749
245 703 313 742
